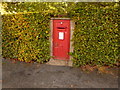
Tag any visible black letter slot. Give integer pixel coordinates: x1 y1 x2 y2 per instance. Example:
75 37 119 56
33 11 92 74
57 27 66 29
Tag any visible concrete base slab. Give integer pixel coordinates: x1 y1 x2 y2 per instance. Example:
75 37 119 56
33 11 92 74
46 59 73 66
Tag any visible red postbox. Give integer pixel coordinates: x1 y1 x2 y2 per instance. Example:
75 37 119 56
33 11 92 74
53 19 70 60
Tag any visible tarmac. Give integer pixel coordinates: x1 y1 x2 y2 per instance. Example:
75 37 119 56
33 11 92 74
2 58 119 88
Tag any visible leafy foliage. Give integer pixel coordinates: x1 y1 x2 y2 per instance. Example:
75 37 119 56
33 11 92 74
71 3 119 67
3 2 73 15
2 2 119 66
2 13 51 63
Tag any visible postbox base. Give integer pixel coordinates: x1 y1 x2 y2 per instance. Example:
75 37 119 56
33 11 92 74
46 58 73 67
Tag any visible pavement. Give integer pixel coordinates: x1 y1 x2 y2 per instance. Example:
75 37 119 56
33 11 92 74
2 58 119 88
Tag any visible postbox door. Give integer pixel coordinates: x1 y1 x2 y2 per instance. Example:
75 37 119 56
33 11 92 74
53 20 70 60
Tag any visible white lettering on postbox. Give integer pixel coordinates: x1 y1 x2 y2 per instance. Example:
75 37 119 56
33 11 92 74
59 32 64 40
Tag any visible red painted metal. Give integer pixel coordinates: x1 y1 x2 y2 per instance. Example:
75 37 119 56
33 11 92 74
53 19 70 60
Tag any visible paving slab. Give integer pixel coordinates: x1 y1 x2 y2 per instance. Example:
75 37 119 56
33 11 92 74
46 59 73 66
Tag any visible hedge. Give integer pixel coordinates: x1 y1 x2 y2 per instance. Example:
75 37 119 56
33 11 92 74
2 2 119 66
2 13 51 63
70 3 119 67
